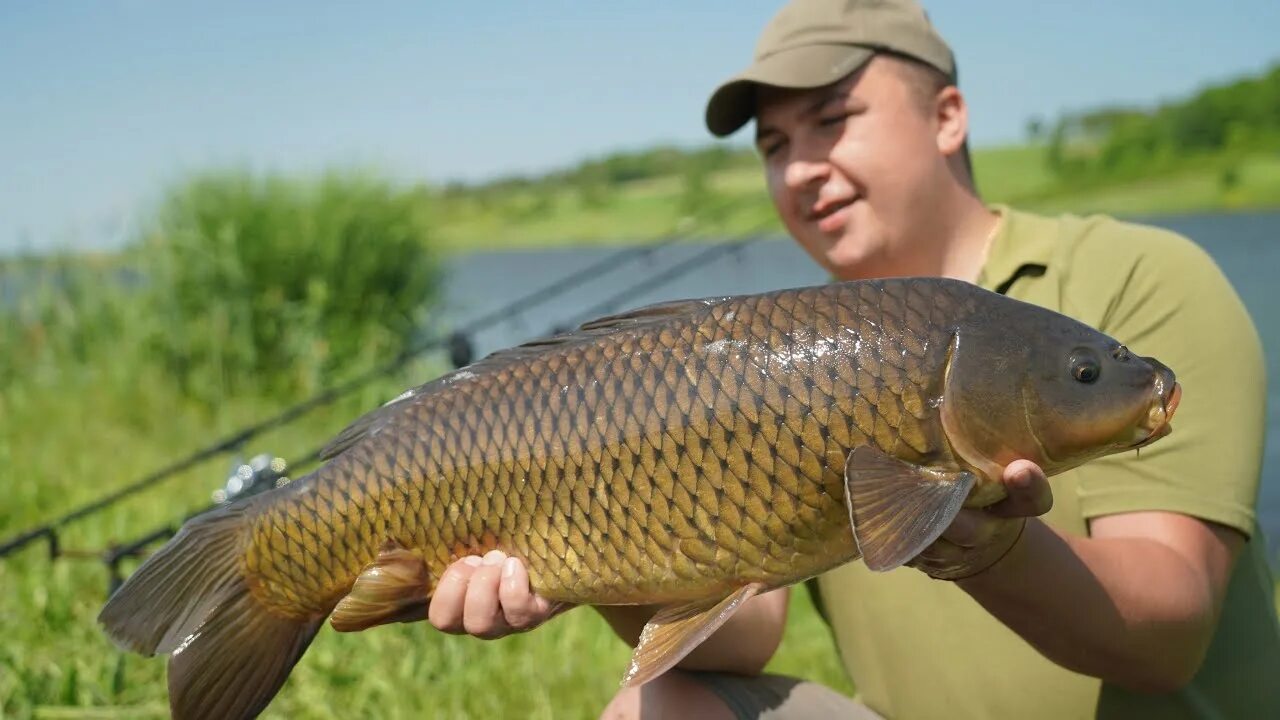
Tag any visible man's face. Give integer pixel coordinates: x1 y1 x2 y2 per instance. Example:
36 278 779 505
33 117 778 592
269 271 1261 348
754 56 954 280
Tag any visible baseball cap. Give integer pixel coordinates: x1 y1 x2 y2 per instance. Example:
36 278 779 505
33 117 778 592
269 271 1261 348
704 0 956 137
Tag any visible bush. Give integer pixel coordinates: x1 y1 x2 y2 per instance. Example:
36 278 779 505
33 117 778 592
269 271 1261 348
0 252 139 390
131 169 442 403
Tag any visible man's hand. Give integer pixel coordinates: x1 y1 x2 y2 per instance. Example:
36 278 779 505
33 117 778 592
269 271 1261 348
910 460 1053 580
916 458 1245 691
427 550 566 639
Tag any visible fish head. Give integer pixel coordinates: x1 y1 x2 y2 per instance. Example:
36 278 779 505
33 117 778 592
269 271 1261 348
1019 337 1179 474
942 298 1180 480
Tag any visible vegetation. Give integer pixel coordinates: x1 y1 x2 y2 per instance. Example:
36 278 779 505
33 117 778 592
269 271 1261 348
1043 63 1280 182
2 171 442 405
134 170 443 404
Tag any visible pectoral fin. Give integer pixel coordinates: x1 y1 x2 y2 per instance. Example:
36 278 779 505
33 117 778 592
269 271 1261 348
622 583 765 687
844 446 975 572
330 543 430 632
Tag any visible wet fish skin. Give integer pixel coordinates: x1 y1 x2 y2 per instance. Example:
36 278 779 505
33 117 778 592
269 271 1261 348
245 278 963 616
98 276 1177 720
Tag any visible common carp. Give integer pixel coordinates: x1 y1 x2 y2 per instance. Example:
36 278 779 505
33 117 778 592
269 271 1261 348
99 277 1179 719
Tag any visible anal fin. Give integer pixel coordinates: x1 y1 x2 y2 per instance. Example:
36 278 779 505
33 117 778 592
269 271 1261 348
622 583 764 687
845 446 975 572
331 543 430 632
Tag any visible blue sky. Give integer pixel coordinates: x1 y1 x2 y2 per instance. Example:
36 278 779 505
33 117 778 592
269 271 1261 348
2 0 1277 252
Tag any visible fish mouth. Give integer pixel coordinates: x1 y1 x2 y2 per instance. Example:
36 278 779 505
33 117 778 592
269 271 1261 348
1131 380 1181 449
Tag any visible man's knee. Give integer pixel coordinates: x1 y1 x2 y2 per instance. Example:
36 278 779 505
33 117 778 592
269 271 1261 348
598 670 738 720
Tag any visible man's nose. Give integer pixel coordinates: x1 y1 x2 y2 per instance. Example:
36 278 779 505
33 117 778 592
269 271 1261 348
784 155 829 191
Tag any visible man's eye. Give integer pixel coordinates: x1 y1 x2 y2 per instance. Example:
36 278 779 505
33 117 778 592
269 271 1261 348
760 141 785 158
819 113 849 127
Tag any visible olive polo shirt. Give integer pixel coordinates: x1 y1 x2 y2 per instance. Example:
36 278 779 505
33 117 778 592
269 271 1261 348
812 205 1280 719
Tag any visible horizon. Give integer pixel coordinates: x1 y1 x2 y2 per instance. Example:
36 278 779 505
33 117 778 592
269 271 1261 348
2 1 1278 253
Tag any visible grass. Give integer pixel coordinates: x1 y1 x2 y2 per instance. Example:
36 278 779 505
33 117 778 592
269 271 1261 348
431 166 783 252
971 144 1058 202
1022 154 1280 217
430 144 1280 252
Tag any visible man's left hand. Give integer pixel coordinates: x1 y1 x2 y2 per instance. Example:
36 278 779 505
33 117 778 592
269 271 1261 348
909 460 1053 580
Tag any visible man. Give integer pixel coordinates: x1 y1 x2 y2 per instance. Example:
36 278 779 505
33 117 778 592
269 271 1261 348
428 1 1280 717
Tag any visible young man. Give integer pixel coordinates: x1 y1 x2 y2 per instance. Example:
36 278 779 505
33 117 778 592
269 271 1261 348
429 1 1279 717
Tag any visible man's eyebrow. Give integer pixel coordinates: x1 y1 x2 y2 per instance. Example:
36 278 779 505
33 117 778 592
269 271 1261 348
803 88 845 118
755 87 847 144
754 125 779 145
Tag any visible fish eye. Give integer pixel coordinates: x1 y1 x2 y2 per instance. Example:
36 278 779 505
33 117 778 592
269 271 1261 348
1070 351 1101 384
1074 363 1100 383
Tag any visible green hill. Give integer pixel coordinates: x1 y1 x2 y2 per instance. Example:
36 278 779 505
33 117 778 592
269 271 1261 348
430 143 1278 252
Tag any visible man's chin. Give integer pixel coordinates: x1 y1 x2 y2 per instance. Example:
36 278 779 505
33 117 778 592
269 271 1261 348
823 243 880 281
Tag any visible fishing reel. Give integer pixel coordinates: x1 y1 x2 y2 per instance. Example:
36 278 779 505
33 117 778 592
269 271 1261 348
212 453 289 505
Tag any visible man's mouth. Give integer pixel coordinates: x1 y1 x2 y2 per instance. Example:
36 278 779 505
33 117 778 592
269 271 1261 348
809 197 856 233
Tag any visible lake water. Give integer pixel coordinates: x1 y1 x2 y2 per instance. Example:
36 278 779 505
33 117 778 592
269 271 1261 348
440 210 1280 560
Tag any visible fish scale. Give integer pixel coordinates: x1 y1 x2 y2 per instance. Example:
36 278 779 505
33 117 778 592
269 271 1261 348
240 280 969 614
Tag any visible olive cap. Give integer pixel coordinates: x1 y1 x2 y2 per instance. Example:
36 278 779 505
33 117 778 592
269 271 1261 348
705 0 956 136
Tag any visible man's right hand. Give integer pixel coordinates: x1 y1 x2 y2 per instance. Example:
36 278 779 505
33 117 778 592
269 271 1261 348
427 550 565 639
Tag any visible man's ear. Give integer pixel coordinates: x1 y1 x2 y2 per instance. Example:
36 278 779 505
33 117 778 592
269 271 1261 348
935 86 968 157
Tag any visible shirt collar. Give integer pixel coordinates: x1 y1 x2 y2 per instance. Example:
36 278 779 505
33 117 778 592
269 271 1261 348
975 204 1059 293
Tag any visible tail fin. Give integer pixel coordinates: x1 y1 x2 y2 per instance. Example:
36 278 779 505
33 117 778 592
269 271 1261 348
98 503 323 720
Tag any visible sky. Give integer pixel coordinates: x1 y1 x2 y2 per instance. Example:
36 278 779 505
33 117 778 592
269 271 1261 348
1 0 1277 253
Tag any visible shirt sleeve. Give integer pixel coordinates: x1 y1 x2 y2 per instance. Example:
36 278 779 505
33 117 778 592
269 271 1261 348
1064 221 1267 537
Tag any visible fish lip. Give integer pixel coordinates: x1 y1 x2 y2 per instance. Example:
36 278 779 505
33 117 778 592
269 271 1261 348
1131 381 1181 449
1131 422 1172 449
1164 381 1182 419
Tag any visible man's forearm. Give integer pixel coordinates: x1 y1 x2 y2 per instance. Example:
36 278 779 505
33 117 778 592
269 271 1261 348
594 588 790 676
956 518 1222 693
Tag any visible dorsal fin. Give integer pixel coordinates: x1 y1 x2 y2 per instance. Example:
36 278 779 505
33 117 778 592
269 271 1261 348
317 379 438 461
578 297 722 331
319 295 725 461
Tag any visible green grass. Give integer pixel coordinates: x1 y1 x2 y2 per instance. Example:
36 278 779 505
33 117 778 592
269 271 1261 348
431 165 783 252
971 144 1058 202
1021 154 1280 217
430 145 1280 252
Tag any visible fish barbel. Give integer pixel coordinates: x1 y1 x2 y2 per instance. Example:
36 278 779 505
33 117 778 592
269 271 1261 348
99 277 1179 719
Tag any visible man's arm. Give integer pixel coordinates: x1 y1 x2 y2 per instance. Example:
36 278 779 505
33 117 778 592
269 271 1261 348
950 462 1245 693
935 221 1261 693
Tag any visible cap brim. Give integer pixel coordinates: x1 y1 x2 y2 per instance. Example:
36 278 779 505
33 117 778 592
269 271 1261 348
705 44 875 137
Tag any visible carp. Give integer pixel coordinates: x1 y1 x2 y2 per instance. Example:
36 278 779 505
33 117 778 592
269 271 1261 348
99 277 1179 719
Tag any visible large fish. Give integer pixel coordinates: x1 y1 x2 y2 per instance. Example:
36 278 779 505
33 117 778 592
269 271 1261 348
99 277 1179 719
